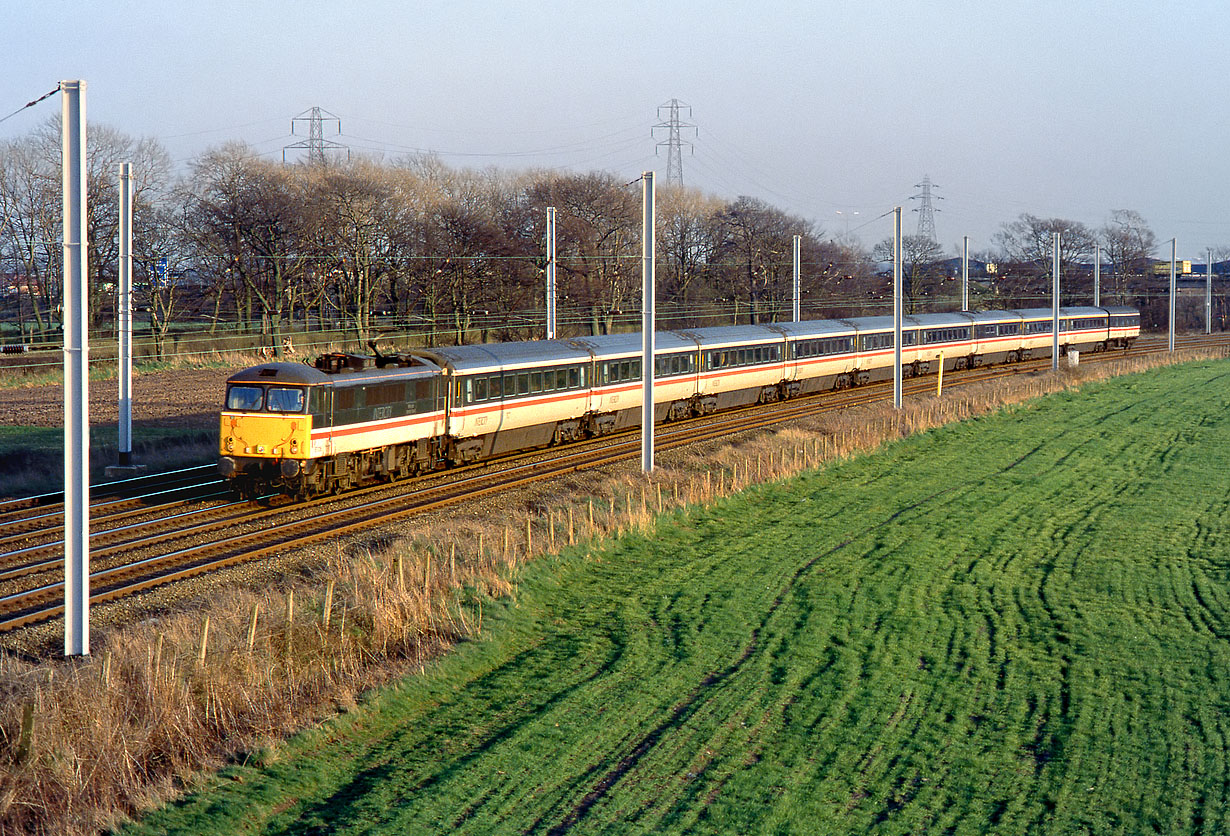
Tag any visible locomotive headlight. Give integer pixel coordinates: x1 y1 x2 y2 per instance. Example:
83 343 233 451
290 438 299 453
225 437 234 452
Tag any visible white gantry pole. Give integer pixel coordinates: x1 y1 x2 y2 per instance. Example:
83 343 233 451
118 163 133 466
1207 247 1213 335
1169 238 1177 352
62 79 90 657
545 206 557 340
961 235 969 311
893 206 903 410
1052 232 1060 371
792 234 801 322
641 172 655 474
1093 244 1101 308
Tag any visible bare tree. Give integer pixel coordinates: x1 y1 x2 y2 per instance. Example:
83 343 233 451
655 186 723 326
0 135 60 342
304 161 410 346
182 144 307 354
1098 209 1157 304
710 196 814 324
526 172 639 335
871 234 946 313
992 213 1095 306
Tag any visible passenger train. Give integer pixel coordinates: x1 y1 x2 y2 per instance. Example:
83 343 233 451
218 306 1140 498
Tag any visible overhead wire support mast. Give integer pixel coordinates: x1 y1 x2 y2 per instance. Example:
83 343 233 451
651 99 697 187
284 106 350 165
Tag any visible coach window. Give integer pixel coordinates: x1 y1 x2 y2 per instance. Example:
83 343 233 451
517 372 530 396
529 371 542 393
475 376 489 402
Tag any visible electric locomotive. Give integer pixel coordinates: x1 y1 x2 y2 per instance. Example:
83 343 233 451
219 350 445 499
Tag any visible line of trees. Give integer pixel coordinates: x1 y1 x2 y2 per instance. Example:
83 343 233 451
2 118 1223 356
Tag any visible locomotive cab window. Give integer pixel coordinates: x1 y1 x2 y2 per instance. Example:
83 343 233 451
226 385 264 412
266 387 305 413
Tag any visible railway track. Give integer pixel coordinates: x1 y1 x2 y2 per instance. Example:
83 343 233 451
0 333 1224 633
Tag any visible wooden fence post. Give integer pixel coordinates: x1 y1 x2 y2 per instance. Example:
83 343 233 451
15 701 34 765
197 615 210 666
322 581 335 632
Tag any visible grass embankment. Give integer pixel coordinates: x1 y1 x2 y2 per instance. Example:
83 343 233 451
112 359 1230 835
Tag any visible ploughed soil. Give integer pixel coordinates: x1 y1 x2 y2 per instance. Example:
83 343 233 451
1 369 230 431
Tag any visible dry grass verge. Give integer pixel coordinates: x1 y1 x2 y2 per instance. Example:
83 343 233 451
0 347 1226 835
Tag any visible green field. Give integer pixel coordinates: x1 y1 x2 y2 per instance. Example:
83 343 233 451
123 360 1230 835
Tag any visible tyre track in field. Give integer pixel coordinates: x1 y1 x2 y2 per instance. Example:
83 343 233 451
277 631 624 833
541 435 1077 834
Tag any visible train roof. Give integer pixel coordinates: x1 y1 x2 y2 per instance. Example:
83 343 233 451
910 312 976 328
227 358 443 386
1017 307 1107 319
414 339 591 374
228 362 331 385
766 319 858 339
1102 305 1139 315
965 310 1024 323
567 331 697 358
677 324 787 348
842 315 922 332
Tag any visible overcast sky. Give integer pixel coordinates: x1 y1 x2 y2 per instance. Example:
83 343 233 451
5 0 1227 258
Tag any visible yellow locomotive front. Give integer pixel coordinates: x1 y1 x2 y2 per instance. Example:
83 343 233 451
218 363 318 498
